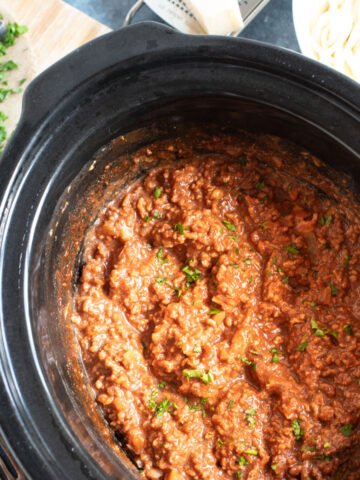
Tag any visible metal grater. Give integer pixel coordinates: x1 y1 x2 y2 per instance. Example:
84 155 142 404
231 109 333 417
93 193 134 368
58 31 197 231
124 0 270 34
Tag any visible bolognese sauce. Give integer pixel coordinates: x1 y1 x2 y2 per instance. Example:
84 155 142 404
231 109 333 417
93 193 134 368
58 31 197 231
74 130 360 480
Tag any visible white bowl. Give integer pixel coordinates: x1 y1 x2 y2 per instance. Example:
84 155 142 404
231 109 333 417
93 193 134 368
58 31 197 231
292 0 360 82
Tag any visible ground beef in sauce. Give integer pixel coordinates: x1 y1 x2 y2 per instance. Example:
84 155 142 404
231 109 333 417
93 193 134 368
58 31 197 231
74 130 360 480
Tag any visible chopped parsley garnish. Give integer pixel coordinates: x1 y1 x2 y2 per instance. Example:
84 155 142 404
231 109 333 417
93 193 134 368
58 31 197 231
256 181 266 190
227 400 235 409
245 407 256 427
183 369 213 384
217 439 224 446
301 445 317 452
209 308 222 315
340 424 352 437
229 234 238 241
297 340 309 352
270 348 281 363
273 256 278 265
310 301 317 308
157 381 166 390
222 220 237 231
310 318 326 337
239 356 256 369
344 254 351 268
156 247 168 264
155 277 167 284
148 390 158 410
193 345 201 353
0 60 18 72
0 23 28 53
311 318 338 340
244 258 252 265
238 456 248 466
292 419 304 441
230 263 239 268
244 447 258 456
155 399 173 418
144 215 152 222
286 244 299 255
319 215 333 226
329 282 338 297
282 275 289 284
153 210 161 219
343 324 353 335
153 187 162 199
182 265 201 287
315 455 333 461
174 223 185 235
259 223 265 230
271 464 278 471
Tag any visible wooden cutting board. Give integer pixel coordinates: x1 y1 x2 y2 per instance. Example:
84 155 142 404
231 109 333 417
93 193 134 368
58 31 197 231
9 0 111 73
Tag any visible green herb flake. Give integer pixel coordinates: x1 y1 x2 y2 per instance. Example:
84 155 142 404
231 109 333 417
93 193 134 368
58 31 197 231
182 265 201 287
155 399 173 418
297 340 309 352
222 220 237 232
217 439 224 446
245 407 256 427
153 210 161 219
144 215 152 222
310 301 317 308
193 345 201 353
292 419 304 441
344 254 351 268
155 277 168 285
256 181 266 190
315 455 333 461
320 215 333 226
153 187 162 199
244 447 258 456
230 263 239 269
323 442 331 449
270 347 280 363
272 256 278 265
244 258 252 265
148 390 158 410
259 223 265 230
209 308 222 315
340 424 352 437
227 400 235 409
329 282 338 297
286 244 299 255
183 369 213 385
311 318 325 337
238 456 248 466
158 381 166 390
343 324 353 336
174 223 185 235
156 247 168 264
271 464 278 471
239 356 256 369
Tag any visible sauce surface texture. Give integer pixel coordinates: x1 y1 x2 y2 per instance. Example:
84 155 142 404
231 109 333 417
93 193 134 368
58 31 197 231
74 131 360 480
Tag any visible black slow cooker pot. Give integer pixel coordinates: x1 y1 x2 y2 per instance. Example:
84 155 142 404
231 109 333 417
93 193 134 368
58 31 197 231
0 22 359 480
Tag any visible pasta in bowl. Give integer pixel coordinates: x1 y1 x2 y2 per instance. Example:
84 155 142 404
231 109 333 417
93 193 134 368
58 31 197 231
293 0 360 82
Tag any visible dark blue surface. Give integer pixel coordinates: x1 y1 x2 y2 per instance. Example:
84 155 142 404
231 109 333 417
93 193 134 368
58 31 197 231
64 0 300 52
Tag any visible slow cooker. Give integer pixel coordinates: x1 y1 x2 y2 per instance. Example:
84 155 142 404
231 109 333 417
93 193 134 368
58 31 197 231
0 22 359 480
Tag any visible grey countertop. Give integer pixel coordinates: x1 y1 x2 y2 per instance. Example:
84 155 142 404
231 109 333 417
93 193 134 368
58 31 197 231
64 0 300 52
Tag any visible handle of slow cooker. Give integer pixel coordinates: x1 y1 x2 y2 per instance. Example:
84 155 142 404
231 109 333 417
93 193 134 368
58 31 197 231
17 22 178 132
